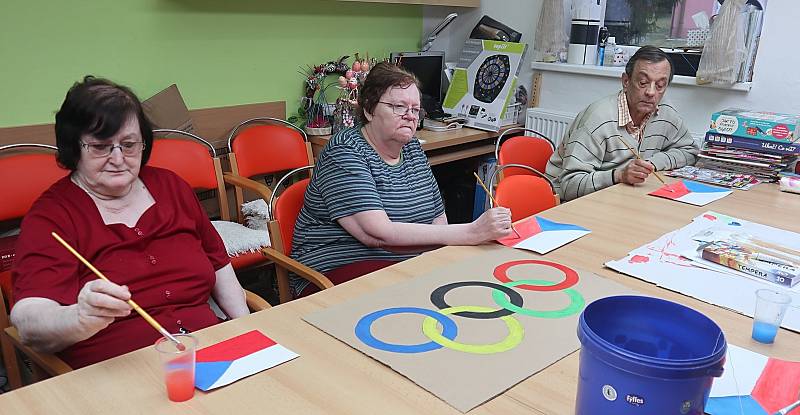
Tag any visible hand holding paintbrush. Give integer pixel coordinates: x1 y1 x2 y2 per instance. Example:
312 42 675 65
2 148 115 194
51 232 186 351
616 137 674 192
473 172 521 239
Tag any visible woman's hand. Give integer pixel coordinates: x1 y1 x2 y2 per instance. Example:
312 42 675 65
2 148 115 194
75 280 132 332
470 207 513 244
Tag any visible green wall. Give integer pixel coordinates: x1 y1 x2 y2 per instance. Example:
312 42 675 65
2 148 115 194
0 0 422 127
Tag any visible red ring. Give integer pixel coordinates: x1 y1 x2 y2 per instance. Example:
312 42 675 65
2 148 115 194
493 260 579 291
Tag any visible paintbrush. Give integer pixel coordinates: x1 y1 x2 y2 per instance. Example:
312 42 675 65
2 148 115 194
773 398 800 415
51 232 186 351
616 137 673 192
473 172 521 239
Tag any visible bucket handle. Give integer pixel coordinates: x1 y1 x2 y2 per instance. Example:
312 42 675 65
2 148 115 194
706 331 726 378
706 366 725 378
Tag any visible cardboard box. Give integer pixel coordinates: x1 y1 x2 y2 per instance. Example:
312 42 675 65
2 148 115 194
710 108 800 143
443 39 527 131
141 84 196 134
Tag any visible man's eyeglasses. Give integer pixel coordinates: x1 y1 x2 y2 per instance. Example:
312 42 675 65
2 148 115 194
80 141 145 157
379 101 422 118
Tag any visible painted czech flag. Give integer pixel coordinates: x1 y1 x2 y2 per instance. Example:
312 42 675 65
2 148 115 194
195 330 299 391
498 216 590 254
706 345 800 415
649 180 732 206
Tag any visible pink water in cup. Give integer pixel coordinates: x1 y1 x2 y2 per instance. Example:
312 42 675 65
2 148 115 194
154 334 197 402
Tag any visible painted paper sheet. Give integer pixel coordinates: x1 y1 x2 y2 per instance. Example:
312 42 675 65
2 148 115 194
706 344 800 414
606 211 800 331
194 330 299 391
304 246 635 412
497 216 591 254
649 180 732 206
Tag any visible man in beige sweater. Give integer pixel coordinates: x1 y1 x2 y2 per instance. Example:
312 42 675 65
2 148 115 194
545 46 699 201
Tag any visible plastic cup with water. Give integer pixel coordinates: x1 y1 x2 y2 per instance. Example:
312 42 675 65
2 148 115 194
751 289 792 344
154 333 197 402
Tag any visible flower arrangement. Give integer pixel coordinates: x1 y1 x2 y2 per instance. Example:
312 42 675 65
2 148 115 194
332 54 373 133
289 54 377 136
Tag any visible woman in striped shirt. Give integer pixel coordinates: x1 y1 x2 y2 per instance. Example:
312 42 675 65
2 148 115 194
291 62 512 298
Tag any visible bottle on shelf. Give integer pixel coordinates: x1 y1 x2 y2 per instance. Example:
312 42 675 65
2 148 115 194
596 26 609 66
603 36 616 67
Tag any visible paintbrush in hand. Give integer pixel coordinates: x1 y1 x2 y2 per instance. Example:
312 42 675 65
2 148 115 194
616 137 673 192
473 172 521 239
51 232 186 351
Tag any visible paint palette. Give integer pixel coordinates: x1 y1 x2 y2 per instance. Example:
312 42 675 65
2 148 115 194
649 180 732 206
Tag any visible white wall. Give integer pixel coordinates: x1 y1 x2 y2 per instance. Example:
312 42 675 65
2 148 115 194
425 0 800 138
422 1 543 103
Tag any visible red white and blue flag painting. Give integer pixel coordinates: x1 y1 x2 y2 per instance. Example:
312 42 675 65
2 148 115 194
194 330 299 391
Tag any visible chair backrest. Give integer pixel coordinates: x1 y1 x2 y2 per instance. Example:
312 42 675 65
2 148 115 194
0 144 67 306
267 166 314 256
489 164 559 222
495 127 555 178
0 144 67 221
227 117 313 179
148 130 230 221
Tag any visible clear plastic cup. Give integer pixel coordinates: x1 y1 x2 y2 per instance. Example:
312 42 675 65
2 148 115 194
154 334 197 402
751 289 792 344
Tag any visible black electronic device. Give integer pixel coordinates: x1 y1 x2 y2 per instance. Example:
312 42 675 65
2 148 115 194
391 51 450 120
469 15 522 43
473 54 510 103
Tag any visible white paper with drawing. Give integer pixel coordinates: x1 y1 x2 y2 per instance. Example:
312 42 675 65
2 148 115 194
605 211 800 331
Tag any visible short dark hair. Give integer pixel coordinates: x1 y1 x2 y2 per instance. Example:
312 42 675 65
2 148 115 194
625 45 674 84
357 62 421 124
55 75 153 171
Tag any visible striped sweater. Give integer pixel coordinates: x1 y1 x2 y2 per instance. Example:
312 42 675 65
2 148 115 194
545 93 699 201
290 127 445 296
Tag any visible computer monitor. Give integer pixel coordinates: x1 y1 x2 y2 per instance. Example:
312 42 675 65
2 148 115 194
391 51 447 119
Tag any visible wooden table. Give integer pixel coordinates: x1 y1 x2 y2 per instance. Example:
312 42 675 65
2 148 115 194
309 125 520 166
2 178 799 414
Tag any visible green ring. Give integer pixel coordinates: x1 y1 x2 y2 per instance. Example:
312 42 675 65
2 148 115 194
421 306 524 354
492 279 585 318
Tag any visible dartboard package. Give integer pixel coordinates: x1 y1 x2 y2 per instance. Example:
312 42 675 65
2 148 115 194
442 39 527 132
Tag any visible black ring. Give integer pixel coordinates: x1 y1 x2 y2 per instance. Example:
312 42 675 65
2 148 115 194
430 281 524 319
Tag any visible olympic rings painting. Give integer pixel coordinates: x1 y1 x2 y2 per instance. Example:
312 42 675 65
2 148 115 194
354 260 586 355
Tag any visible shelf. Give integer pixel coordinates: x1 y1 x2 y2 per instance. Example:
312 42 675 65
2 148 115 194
336 0 479 5
531 62 752 92
426 144 495 166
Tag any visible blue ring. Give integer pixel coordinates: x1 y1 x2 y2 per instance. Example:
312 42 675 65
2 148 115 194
354 307 458 353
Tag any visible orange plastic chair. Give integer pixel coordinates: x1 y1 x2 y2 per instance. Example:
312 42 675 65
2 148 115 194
149 129 271 309
261 166 333 302
0 143 70 389
494 127 555 178
489 164 560 222
225 117 315 223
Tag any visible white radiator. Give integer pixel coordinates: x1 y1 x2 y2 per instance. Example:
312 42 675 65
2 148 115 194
524 108 577 147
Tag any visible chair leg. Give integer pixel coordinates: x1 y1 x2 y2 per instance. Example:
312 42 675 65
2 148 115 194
1 335 22 390
275 266 292 304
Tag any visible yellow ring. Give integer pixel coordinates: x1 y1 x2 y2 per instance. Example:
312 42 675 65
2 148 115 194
421 305 524 354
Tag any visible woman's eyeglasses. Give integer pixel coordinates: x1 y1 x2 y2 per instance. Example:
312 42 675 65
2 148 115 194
379 102 422 118
80 141 145 157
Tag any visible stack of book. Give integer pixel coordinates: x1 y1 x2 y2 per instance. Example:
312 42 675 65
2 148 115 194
699 108 800 182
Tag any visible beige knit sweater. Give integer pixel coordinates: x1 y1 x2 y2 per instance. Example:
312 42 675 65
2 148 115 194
545 93 699 201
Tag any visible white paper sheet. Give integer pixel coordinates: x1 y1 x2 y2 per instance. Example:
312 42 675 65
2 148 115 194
606 211 800 331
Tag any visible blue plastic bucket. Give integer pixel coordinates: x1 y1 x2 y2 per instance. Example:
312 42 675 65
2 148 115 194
576 295 726 415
